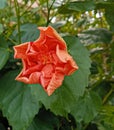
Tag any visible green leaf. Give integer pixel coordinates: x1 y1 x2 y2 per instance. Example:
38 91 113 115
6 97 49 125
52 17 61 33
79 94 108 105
0 71 40 130
64 36 91 96
0 48 9 70
13 23 40 44
58 1 95 14
0 35 9 70
71 91 102 123
21 23 40 43
0 0 7 9
31 36 91 117
31 84 76 117
78 28 113 45
51 21 66 29
67 1 95 12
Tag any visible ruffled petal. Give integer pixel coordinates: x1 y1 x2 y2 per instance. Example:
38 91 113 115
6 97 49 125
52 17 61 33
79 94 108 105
56 45 78 75
46 71 64 96
56 44 70 63
13 42 29 59
40 64 54 88
64 60 78 75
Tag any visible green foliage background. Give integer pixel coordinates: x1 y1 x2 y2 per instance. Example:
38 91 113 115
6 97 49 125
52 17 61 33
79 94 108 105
0 0 114 130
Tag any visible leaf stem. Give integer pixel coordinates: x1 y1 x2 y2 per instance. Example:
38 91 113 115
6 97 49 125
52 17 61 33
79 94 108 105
14 0 21 44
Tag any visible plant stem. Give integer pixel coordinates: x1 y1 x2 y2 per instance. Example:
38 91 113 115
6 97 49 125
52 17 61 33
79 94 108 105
14 0 21 44
46 0 55 26
103 88 113 104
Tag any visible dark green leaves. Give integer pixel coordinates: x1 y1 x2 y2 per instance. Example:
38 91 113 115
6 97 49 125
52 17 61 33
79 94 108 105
0 71 40 130
67 1 95 12
96 2 114 32
0 35 9 70
78 28 113 45
71 91 102 123
0 48 9 70
27 109 59 130
58 1 95 13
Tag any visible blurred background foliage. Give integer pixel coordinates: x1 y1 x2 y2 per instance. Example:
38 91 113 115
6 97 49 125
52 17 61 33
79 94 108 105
0 0 114 130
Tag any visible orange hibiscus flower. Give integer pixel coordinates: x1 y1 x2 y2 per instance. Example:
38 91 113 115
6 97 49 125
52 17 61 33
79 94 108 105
13 26 78 96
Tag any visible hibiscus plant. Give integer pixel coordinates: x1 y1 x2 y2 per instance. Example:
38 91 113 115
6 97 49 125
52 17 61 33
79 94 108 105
0 0 114 130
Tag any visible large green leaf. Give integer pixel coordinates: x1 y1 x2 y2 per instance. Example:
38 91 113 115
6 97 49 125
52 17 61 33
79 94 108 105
0 48 9 70
31 36 91 117
20 23 40 43
64 36 91 96
71 91 102 123
78 28 113 45
0 35 9 70
58 1 95 14
13 23 40 44
0 71 40 130
31 83 76 117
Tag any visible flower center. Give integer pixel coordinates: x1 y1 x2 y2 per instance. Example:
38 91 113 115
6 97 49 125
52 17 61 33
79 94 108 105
38 51 53 65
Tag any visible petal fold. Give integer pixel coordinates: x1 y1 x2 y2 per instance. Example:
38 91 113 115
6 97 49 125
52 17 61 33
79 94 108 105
15 72 41 84
13 42 29 59
39 26 67 50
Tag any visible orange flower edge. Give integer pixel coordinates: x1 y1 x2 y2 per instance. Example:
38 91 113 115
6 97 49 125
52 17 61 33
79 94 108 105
13 26 78 96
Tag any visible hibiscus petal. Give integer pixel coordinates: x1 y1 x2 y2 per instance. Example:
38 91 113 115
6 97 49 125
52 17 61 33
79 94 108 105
41 64 54 77
15 71 41 84
40 64 54 88
29 72 41 84
40 76 50 89
56 44 70 63
22 64 42 76
38 26 67 50
33 28 46 51
64 60 78 75
56 45 78 75
13 42 29 59
45 71 64 96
